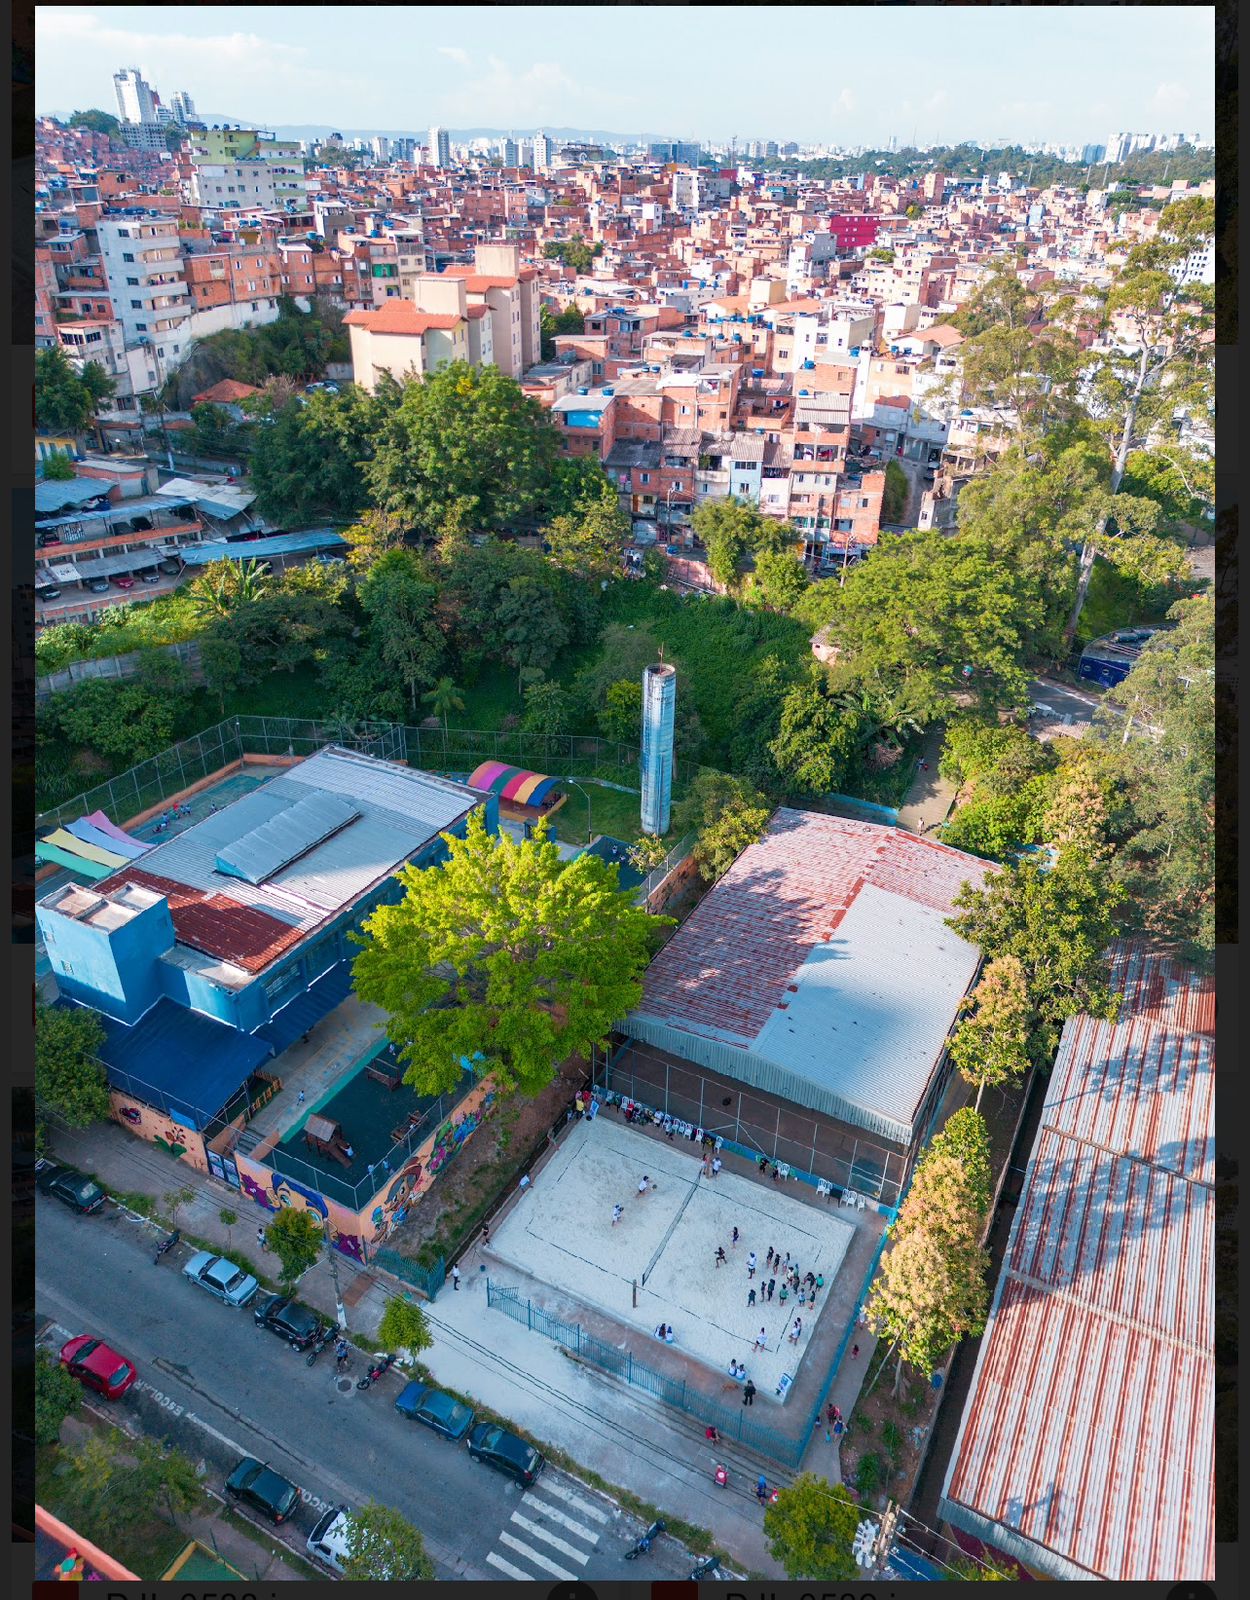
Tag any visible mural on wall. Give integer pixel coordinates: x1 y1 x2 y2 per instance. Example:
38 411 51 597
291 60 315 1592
369 1090 496 1245
110 1092 206 1172
238 1164 365 1263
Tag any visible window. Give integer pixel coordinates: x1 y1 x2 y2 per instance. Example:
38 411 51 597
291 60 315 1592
136 323 147 331
122 252 134 263
131 299 141 308
861 497 870 508
640 473 651 485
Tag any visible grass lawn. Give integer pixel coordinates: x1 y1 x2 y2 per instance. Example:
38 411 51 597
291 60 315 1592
37 1442 190 1581
550 779 657 849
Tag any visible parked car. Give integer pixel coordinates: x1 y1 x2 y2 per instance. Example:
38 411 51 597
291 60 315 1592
306 1506 352 1575
139 569 161 583
158 559 181 575
395 1380 475 1440
314 553 346 566
182 1251 260 1307
36 1164 105 1214
87 578 110 593
59 1335 137 1400
225 1457 300 1524
114 575 135 590
36 585 62 601
254 1294 321 1350
466 1422 545 1486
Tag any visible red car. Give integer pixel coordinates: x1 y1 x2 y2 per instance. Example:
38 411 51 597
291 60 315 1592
59 1335 138 1399
114 576 136 590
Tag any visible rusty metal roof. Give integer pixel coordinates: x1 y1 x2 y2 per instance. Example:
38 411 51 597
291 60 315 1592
96 866 306 975
939 947 1215 1582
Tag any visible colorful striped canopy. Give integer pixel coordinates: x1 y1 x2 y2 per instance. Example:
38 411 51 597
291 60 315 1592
467 761 563 809
42 827 129 870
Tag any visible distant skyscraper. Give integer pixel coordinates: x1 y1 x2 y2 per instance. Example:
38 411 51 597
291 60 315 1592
640 663 677 836
371 134 390 162
113 67 157 126
504 135 518 167
430 124 451 167
532 132 554 171
169 90 196 125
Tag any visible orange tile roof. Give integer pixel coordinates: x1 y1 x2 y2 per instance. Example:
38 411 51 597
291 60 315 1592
192 378 261 405
343 305 463 335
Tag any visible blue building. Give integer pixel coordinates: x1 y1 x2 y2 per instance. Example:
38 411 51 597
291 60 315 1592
37 747 496 1132
1077 627 1159 688
640 662 676 836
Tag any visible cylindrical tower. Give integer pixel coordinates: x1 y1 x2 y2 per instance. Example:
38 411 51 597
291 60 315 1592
640 663 677 836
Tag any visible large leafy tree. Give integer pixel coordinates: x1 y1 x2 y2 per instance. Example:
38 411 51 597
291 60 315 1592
543 496 630 581
597 679 643 744
35 1349 83 1444
865 1108 992 1393
342 1502 436 1581
948 955 1033 1111
1065 196 1214 637
46 679 184 765
749 548 809 613
496 574 570 690
68 108 121 137
949 266 1084 431
692 499 778 590
770 677 865 796
64 1435 200 1541
674 770 772 880
377 1296 433 1358
265 1207 324 1291
764 1475 862 1581
358 550 446 713
367 363 560 540
250 385 385 527
36 345 114 437
1091 594 1214 962
947 853 1124 1067
351 811 668 1097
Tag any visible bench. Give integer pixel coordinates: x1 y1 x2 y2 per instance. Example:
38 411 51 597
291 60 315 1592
366 1058 404 1090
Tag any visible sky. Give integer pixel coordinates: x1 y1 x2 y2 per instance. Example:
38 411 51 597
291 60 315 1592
36 5 1215 146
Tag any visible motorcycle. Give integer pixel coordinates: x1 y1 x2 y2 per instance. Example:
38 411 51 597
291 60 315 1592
623 1519 665 1560
305 1326 334 1367
294 1322 326 1354
357 1352 396 1390
713 1463 728 1489
690 1555 725 1580
153 1228 180 1265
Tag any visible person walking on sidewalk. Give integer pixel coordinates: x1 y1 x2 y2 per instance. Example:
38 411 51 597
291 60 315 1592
731 1225 740 1248
743 1379 757 1408
711 1156 722 1179
257 1226 266 1250
755 1475 768 1505
451 1264 461 1291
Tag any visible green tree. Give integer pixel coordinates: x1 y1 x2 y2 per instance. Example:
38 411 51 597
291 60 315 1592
265 1207 324 1291
770 678 865 796
35 1349 82 1445
763 1475 862 1582
341 506 410 572
1065 196 1214 638
749 548 809 613
45 679 184 765
376 1295 434 1358
628 834 670 872
1119 447 1213 531
947 854 1125 1066
68 108 121 137
520 678 571 751
1091 594 1214 961
36 345 114 437
351 811 668 1097
950 1554 1019 1580
948 267 1084 431
693 499 768 591
367 363 560 541
186 557 271 621
250 385 384 527
189 402 237 454
674 771 772 881
539 302 588 359
948 955 1033 1110
422 675 464 743
543 498 630 581
867 247 895 263
66 1434 201 1540
598 679 643 743
342 1501 436 1581
358 549 446 713
865 1109 992 1393
496 575 569 690
40 451 77 481
881 458 909 523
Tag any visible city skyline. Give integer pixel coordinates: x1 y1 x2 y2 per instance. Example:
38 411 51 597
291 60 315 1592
37 4 1214 148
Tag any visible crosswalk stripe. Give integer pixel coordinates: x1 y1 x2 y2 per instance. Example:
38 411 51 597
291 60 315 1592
534 1477 611 1523
485 1550 534 1581
510 1510 590 1564
498 1531 579 1580
515 1495 601 1544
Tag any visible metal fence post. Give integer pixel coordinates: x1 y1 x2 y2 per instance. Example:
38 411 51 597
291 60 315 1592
527 1299 533 1332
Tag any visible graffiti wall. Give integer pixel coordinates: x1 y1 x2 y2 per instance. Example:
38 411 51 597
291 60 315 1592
234 1158 366 1264
368 1079 497 1246
110 1091 207 1173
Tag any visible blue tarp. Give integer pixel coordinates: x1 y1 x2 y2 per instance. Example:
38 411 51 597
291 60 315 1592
254 960 356 1054
90 997 273 1129
179 530 346 566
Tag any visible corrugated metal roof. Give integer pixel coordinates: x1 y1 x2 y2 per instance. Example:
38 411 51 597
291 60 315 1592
254 960 355 1053
1108 939 1216 1037
96 866 306 974
54 549 163 579
179 530 345 565
939 948 1215 1582
36 479 111 514
216 792 360 885
266 813 427 911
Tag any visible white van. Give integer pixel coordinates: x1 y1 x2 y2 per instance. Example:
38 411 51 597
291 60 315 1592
306 1506 353 1575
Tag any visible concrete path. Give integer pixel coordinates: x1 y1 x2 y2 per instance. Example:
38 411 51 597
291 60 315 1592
895 725 958 835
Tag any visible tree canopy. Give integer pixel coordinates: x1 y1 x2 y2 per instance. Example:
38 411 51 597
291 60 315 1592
351 811 668 1097
36 345 114 437
265 1207 324 1290
342 1502 436 1581
764 1475 863 1581
250 383 387 527
35 1006 110 1129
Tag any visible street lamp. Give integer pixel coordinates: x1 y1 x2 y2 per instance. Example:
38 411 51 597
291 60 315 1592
562 777 592 844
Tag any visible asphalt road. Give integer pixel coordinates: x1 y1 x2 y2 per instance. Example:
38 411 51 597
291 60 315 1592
36 1195 700 1581
1026 676 1104 732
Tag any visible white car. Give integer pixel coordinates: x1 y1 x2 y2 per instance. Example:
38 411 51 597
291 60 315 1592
307 1506 352 1575
182 1251 260 1307
1028 702 1055 719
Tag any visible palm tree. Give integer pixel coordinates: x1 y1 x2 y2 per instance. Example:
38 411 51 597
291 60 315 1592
187 557 269 621
422 676 464 757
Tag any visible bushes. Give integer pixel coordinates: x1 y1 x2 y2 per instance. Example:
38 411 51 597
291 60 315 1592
35 594 201 674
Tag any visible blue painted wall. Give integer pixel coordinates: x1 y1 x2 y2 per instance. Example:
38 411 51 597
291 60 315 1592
38 891 175 1024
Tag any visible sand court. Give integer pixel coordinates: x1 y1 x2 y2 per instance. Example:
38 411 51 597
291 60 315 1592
489 1113 856 1398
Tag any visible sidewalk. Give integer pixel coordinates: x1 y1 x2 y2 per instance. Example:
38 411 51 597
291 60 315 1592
895 725 957 834
50 1115 880 1574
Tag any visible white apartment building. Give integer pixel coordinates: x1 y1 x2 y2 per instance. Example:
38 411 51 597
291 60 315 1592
188 129 305 213
113 67 157 126
96 215 192 381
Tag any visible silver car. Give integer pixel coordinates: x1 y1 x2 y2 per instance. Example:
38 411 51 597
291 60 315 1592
182 1250 260 1307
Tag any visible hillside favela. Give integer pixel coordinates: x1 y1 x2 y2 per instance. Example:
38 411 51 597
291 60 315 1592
26 4 1219 1589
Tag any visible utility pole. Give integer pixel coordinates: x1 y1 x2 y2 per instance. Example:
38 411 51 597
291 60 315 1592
873 1500 901 1576
324 1214 347 1330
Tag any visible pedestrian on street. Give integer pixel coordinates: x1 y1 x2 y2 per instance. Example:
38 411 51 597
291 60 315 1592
701 1152 711 1177
257 1226 266 1250
772 1164 781 1183
296 1089 306 1105
638 1175 651 1197
612 1203 624 1226
731 1226 740 1248
766 1277 775 1301
833 1417 845 1440
815 1273 824 1292
743 1379 757 1408
783 1252 791 1274
715 1246 727 1267
765 1246 774 1268
747 1251 757 1278
747 1288 756 1307
755 1475 768 1505
451 1264 461 1291
753 1328 767 1352
851 1343 860 1359
778 1282 788 1304
711 1156 722 1178
481 1224 491 1249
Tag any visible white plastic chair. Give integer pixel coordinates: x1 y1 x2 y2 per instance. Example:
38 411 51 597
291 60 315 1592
816 1180 832 1200
776 1162 791 1180
855 1193 867 1212
841 1187 856 1207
